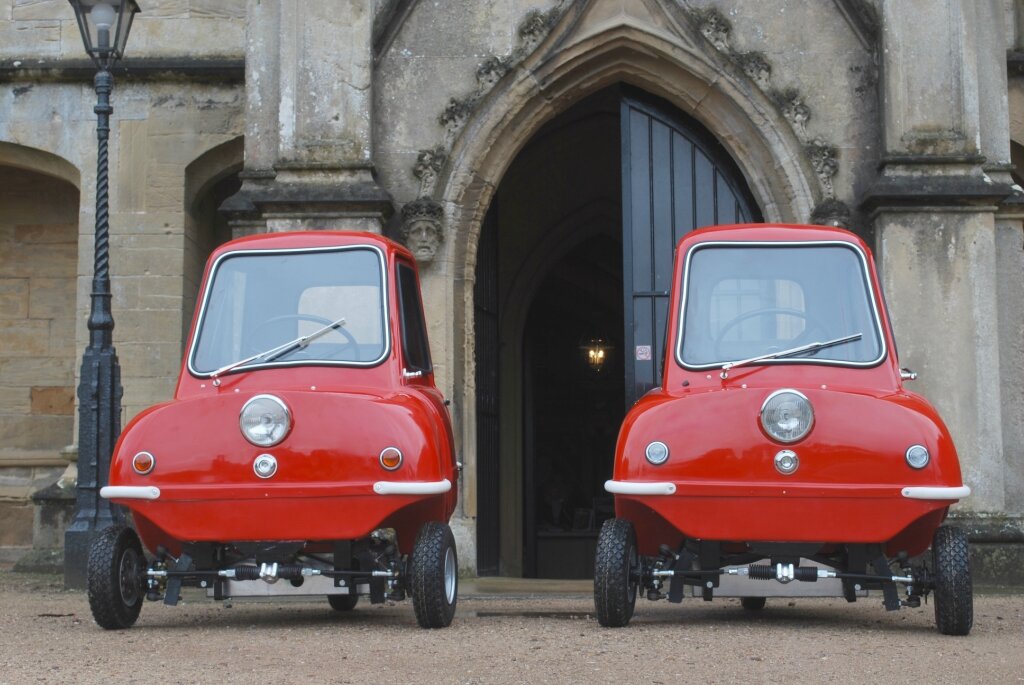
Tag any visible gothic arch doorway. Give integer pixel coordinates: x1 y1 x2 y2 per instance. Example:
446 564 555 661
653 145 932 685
474 85 760 577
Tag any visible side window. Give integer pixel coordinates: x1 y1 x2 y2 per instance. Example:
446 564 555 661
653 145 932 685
397 262 432 372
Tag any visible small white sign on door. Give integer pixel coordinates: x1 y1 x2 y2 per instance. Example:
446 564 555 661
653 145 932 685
635 345 652 361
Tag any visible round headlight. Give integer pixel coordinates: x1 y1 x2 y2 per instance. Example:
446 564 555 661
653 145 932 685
905 444 930 469
240 394 291 447
645 441 670 465
760 390 814 444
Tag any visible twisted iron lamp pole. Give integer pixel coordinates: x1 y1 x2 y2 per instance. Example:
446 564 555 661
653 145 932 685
64 0 139 589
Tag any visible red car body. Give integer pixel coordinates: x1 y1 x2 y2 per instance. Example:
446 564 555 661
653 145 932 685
596 224 972 634
90 232 460 630
104 232 458 554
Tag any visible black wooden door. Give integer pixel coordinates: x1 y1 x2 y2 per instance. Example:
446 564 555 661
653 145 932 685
621 92 759 406
474 205 500 575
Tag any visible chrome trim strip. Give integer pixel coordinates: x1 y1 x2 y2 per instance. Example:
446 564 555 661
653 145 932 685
187 244 392 377
372 479 451 495
901 486 971 500
675 240 889 371
100 485 161 500
605 480 677 495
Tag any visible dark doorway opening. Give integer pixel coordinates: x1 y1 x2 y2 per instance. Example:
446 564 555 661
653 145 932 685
474 85 760 578
523 235 623 578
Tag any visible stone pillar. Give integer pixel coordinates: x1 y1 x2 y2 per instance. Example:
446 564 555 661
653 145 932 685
221 0 392 234
866 1 1016 553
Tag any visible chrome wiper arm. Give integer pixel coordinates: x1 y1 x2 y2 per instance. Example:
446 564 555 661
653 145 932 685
209 317 346 381
719 332 862 379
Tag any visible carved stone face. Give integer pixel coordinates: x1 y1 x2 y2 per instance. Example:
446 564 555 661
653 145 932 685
404 218 443 263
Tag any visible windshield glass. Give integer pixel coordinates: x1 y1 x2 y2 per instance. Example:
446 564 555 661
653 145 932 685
190 246 388 374
677 243 884 368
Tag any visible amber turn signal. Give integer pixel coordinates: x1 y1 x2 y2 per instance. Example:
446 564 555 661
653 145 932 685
132 451 155 475
379 447 403 471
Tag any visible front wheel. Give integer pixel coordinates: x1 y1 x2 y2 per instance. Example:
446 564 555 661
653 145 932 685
87 525 145 630
594 518 639 627
410 522 458 628
932 525 973 635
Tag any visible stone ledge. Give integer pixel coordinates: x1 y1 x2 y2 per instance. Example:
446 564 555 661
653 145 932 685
861 172 1015 212
0 57 244 84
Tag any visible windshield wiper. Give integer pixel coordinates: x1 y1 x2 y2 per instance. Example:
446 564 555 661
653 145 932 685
719 333 862 379
209 317 346 383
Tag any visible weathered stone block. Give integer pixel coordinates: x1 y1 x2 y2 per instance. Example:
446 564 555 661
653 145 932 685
0 501 33 546
0 388 31 414
27 277 74 321
0 357 74 386
12 0 69 22
191 0 245 19
0 278 30 319
0 414 72 451
0 20 61 58
30 386 73 415
0 319 50 356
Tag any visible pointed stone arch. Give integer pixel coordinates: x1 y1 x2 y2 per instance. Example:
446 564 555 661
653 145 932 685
182 137 244 342
427 2 823 568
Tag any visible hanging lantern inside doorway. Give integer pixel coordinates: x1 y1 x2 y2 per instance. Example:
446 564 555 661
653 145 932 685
580 334 612 373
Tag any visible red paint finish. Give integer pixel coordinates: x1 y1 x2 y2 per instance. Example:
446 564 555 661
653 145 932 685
106 233 457 556
611 224 966 559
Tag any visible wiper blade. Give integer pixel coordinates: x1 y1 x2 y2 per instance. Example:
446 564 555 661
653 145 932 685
209 317 346 381
719 333 862 379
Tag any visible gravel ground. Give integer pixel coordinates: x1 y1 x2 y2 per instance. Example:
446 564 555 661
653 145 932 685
1 571 1022 685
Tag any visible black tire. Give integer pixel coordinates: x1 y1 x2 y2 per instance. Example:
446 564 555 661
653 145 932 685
932 525 973 636
594 518 639 627
327 594 359 611
741 596 766 611
87 525 145 630
410 522 458 628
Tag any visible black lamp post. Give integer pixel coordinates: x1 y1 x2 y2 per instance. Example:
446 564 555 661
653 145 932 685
64 0 140 589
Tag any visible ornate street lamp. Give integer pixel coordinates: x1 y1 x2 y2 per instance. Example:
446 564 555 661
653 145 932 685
64 0 140 589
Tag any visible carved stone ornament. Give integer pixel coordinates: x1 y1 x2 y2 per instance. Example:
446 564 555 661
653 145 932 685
414 2 570 192
400 197 446 264
771 88 811 139
693 7 732 52
736 51 771 90
807 139 839 198
414 146 447 197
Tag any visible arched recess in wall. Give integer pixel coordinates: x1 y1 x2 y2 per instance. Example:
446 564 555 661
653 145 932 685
182 137 243 342
0 143 81 470
433 21 820 544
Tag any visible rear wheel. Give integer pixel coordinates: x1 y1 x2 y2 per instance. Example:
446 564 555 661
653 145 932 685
327 594 359 611
594 518 639 627
741 596 766 611
87 525 145 630
932 525 972 635
410 522 458 628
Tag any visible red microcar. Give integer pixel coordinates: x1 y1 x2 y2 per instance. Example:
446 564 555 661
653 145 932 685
88 232 460 629
594 224 973 635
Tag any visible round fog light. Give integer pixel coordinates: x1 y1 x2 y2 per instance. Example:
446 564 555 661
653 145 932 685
132 451 155 475
905 444 930 469
645 441 669 465
253 454 278 479
379 446 403 471
774 449 799 475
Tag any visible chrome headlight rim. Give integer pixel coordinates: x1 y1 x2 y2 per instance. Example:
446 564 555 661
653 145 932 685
759 389 814 444
905 444 930 469
239 394 292 447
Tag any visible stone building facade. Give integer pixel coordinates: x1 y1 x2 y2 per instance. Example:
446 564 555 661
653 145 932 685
1 0 1022 581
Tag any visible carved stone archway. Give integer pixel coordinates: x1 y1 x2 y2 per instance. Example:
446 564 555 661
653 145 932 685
427 2 823 572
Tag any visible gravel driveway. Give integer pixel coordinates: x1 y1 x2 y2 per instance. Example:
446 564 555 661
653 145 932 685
2 571 1021 684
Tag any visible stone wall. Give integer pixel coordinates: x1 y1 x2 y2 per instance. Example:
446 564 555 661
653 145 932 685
0 165 78 558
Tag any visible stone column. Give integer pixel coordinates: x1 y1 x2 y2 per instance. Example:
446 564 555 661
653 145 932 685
221 0 392 234
866 1 1014 527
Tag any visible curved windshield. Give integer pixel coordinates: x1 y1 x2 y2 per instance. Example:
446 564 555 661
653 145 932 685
190 246 388 375
677 243 885 368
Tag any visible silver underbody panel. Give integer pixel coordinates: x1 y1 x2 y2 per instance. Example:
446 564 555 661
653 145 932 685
206 576 370 598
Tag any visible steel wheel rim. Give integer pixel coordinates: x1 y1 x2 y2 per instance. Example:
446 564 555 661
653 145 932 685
443 545 456 604
118 547 141 606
